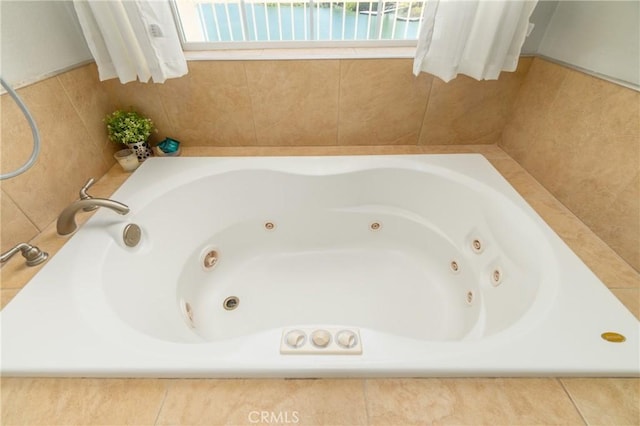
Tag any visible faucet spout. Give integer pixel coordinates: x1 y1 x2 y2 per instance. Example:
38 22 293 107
57 198 130 236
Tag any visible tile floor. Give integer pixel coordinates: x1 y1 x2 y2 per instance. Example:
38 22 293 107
1 145 638 426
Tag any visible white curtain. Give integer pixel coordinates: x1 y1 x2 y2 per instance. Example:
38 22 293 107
413 0 538 82
73 0 188 84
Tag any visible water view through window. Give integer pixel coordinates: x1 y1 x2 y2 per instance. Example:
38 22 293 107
175 1 427 44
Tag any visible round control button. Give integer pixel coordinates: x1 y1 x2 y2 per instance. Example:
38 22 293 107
336 330 358 349
311 329 331 348
285 330 306 348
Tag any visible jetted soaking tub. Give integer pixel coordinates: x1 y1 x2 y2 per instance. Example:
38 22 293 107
1 154 638 377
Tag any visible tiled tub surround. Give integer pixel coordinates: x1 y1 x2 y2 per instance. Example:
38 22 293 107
1 145 639 425
3 56 637 275
0 64 115 254
500 58 640 272
102 58 531 148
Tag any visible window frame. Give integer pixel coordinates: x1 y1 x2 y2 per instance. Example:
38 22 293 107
169 0 423 55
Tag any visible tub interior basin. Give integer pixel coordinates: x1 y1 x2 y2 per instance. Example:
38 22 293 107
178 208 483 342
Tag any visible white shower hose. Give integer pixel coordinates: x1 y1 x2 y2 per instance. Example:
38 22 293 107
0 77 41 180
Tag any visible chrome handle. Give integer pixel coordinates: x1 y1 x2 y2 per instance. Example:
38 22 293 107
79 178 98 211
0 243 27 263
0 243 48 267
79 177 95 199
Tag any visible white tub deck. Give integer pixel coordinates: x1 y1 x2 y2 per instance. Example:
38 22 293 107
1 154 638 377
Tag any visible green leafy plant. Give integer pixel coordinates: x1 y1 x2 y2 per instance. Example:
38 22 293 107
104 110 155 145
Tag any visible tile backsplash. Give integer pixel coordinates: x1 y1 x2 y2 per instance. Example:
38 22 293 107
101 58 528 147
1 56 637 274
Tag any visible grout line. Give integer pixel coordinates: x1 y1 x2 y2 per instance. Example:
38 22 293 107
153 384 170 426
56 71 114 184
243 62 260 146
362 379 371 426
56 73 90 139
2 188 42 234
556 377 589 426
558 378 589 426
500 57 535 132
335 59 342 145
416 76 435 146
155 84 178 143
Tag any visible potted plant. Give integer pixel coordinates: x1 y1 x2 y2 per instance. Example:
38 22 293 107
104 109 156 161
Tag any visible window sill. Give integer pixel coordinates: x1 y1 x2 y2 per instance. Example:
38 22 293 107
184 46 416 61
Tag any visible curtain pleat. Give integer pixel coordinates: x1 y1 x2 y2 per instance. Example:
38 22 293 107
413 0 538 82
73 0 188 84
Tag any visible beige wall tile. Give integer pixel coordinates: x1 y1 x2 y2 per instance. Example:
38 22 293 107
339 59 431 145
0 190 38 252
246 60 340 146
182 144 426 157
501 59 569 165
57 63 116 169
417 143 511 159
420 57 532 145
98 58 532 149
0 378 167 425
501 58 640 271
178 144 508 159
591 173 639 272
156 379 367 425
365 378 584 425
156 61 256 146
466 130 503 145
536 76 639 269
1 77 112 230
561 379 640 426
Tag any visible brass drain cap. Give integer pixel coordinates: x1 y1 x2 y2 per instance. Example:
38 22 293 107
601 332 626 343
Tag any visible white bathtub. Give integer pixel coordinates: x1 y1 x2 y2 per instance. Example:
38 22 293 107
1 154 638 377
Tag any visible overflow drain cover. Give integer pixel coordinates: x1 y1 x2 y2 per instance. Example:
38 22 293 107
123 224 141 247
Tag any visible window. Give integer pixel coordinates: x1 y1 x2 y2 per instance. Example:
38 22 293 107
171 1 427 49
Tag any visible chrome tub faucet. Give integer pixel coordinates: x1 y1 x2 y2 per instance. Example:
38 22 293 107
56 178 130 236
